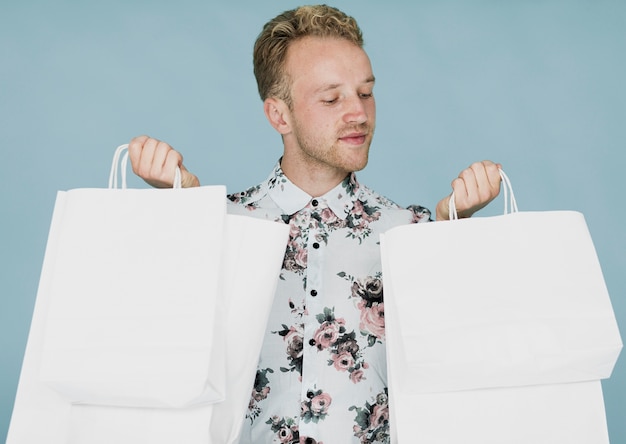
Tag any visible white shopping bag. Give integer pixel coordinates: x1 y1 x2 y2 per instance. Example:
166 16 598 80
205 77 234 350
57 214 288 444
208 214 289 443
38 185 229 408
38 144 228 408
8 145 289 444
402 381 610 444
380 170 622 443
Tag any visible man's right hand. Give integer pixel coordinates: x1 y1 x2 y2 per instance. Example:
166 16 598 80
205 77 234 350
128 135 200 188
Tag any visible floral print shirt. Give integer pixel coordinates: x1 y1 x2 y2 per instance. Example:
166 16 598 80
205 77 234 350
227 162 431 444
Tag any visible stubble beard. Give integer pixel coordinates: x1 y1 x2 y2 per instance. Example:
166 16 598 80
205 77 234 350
295 121 375 174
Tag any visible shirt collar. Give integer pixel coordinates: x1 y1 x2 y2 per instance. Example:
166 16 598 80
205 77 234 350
265 161 360 220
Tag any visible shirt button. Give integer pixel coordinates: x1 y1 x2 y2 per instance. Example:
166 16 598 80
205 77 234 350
311 199 318 207
307 390 314 399
310 289 318 297
312 242 320 249
309 339 316 346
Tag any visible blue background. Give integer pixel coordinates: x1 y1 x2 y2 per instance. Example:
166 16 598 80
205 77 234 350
1 0 624 441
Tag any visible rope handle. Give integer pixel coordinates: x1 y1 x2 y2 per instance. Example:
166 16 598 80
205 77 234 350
448 169 518 220
108 144 182 189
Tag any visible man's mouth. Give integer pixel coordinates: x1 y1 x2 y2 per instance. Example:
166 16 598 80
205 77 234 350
339 132 367 145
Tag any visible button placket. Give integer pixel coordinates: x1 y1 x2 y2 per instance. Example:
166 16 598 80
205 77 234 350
301 200 327 407
306 202 324 302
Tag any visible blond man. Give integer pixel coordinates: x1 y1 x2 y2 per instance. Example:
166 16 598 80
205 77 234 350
129 5 501 443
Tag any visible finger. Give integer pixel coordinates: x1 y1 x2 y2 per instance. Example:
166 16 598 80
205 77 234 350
162 149 183 185
456 165 479 203
480 161 502 196
137 137 159 178
469 161 489 202
128 135 149 174
450 177 469 211
468 161 501 203
149 141 175 178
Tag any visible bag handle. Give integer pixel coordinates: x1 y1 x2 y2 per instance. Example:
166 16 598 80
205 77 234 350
108 144 182 189
448 169 518 220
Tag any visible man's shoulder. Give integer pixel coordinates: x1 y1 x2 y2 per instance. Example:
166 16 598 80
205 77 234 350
226 182 274 214
358 183 402 210
358 183 432 224
226 182 286 222
227 182 266 206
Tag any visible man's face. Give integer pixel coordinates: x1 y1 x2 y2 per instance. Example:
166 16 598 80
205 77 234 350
282 36 376 176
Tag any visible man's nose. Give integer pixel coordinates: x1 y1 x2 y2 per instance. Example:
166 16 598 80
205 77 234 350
343 95 368 125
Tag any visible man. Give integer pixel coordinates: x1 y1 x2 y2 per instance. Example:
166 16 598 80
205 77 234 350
129 5 501 443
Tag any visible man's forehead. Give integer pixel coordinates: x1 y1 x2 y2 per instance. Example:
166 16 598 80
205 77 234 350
285 37 374 87
286 35 369 64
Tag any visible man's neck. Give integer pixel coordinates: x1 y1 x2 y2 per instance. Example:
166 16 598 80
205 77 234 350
280 156 349 197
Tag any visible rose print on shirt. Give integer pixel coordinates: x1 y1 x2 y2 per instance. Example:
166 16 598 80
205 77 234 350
247 367 274 423
312 307 369 383
301 387 332 423
312 313 345 350
227 184 263 210
283 214 309 275
349 388 390 443
300 438 323 444
344 199 382 243
339 272 385 345
288 297 307 317
272 297 306 377
265 415 300 444
274 323 304 377
406 204 432 223
310 197 383 244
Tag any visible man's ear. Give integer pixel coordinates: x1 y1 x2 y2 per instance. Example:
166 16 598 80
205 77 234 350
264 97 292 135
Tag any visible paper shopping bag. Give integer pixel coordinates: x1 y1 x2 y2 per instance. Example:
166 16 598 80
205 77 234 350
37 185 228 408
208 214 289 443
7 145 289 444
57 215 289 444
380 170 622 443
400 381 610 444
8 179 229 442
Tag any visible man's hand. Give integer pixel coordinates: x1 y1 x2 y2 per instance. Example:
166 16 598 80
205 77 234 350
436 161 501 221
128 135 200 188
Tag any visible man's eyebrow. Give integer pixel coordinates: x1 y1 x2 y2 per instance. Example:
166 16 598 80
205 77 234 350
316 83 342 93
315 76 376 94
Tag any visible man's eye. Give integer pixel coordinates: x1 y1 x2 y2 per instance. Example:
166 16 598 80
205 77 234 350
360 92 373 99
323 98 338 104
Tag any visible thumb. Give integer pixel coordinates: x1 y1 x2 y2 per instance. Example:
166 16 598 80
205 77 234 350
180 165 200 188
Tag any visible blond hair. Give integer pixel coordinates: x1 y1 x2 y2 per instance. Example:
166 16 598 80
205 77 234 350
253 5 363 106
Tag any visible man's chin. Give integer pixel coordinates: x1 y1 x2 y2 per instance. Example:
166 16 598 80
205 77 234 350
342 144 370 172
345 155 369 173
352 160 368 172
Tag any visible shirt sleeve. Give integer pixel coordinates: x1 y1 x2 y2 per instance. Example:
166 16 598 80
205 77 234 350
406 204 432 223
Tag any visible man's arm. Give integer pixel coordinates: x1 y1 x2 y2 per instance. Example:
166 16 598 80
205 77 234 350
435 160 501 221
128 135 200 188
